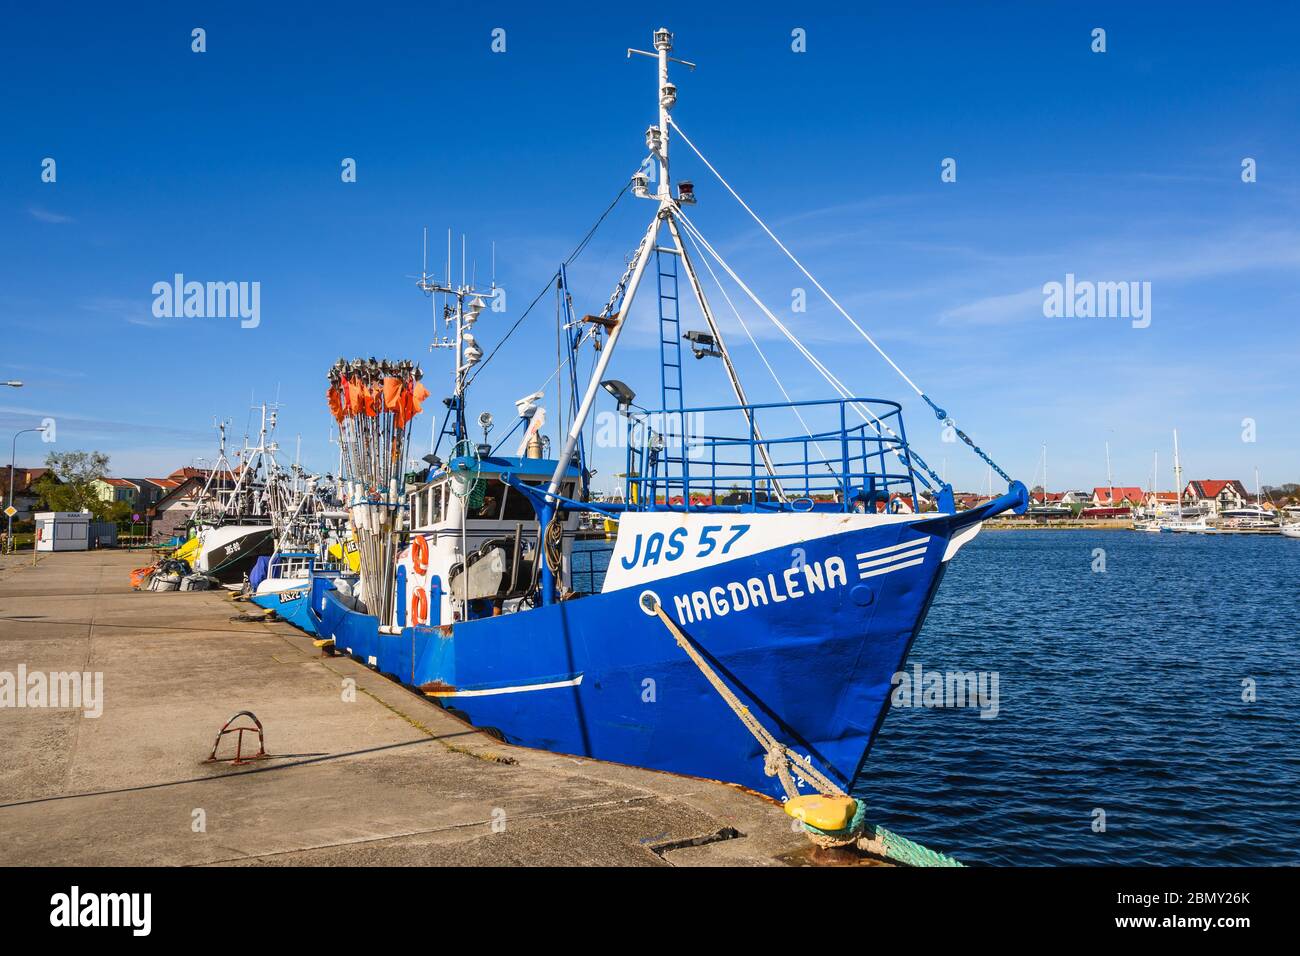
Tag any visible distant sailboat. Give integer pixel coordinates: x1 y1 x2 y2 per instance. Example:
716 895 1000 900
1027 443 1071 518
1161 429 1208 533
1133 449 1163 532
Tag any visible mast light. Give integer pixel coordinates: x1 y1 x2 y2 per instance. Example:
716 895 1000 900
600 379 636 415
683 329 720 359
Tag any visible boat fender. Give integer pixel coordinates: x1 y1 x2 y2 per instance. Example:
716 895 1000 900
411 586 428 625
410 534 429 575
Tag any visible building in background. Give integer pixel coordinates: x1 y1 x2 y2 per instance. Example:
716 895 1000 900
1182 480 1249 515
90 477 139 506
33 511 90 551
1 466 54 521
147 468 236 541
1092 486 1145 509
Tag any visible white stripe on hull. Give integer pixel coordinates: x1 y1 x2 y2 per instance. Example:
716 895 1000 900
427 674 585 698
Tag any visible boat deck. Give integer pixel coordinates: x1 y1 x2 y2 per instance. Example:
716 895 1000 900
0 549 828 866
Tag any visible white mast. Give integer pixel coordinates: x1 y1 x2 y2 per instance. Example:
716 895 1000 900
548 27 782 500
1043 443 1048 504
545 28 680 499
1105 440 1114 507
1152 449 1158 514
1173 429 1183 513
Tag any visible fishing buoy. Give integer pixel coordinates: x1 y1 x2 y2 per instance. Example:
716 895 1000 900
411 586 428 625
410 534 429 575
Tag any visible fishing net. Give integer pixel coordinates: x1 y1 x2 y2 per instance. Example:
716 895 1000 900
325 358 429 622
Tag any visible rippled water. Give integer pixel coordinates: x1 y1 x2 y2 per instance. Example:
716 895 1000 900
857 529 1300 866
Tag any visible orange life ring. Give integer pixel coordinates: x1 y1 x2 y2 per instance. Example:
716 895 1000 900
411 586 428 625
410 535 429 575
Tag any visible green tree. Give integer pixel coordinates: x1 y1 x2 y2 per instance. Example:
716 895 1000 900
34 450 115 519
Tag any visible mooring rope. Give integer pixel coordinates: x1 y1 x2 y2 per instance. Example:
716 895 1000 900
646 592 964 866
643 594 844 799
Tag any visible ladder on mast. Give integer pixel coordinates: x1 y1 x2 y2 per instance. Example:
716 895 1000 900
656 244 685 415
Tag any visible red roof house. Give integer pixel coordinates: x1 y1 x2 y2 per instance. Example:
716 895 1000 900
1092 486 1145 507
1183 480 1249 512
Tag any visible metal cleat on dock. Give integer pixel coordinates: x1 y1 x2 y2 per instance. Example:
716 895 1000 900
205 711 269 766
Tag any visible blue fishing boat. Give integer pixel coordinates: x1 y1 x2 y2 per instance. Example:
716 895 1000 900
312 28 1027 803
251 552 345 636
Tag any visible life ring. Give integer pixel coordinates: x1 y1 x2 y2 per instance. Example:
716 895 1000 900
411 586 428 626
410 534 429 575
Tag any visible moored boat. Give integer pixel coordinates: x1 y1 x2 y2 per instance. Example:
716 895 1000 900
310 28 1029 802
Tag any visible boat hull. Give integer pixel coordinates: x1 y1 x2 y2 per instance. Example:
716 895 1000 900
318 512 979 799
252 582 317 635
194 525 276 584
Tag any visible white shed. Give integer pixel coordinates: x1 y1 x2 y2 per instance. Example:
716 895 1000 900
34 511 91 552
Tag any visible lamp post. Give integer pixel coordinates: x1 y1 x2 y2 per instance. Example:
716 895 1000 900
7 426 44 554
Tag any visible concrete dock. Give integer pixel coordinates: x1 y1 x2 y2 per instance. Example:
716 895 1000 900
0 550 814 866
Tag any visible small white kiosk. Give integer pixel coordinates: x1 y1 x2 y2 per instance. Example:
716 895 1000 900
34 511 91 552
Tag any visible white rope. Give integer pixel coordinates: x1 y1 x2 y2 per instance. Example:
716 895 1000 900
670 117 925 400
680 222 836 472
674 209 915 474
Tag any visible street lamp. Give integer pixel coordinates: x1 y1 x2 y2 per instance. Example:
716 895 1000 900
7 425 45 554
4 381 22 388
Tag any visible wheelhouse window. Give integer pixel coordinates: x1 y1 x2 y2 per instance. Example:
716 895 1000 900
410 482 445 527
497 478 575 522
467 478 503 520
427 484 444 525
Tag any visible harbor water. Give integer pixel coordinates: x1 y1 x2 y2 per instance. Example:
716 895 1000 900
861 529 1300 866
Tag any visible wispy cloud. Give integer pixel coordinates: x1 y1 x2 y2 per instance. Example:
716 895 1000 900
0 404 209 442
28 205 74 224
0 362 87 381
937 225 1300 328
939 287 1043 327
79 296 167 328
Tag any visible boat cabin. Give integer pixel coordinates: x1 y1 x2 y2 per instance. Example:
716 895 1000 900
396 455 585 627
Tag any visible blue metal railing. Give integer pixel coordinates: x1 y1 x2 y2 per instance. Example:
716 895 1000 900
622 397 921 514
569 542 615 595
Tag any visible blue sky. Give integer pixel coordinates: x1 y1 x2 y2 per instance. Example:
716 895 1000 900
3 1 1297 494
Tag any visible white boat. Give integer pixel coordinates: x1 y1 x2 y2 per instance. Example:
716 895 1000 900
1282 523 1300 539
1206 505 1279 534
1163 513 1209 533
1026 444 1073 518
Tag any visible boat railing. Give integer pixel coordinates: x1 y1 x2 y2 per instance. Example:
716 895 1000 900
569 542 614 596
623 397 921 513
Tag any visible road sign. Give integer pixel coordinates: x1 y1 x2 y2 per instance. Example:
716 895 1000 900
3 506 16 518
132 513 141 523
